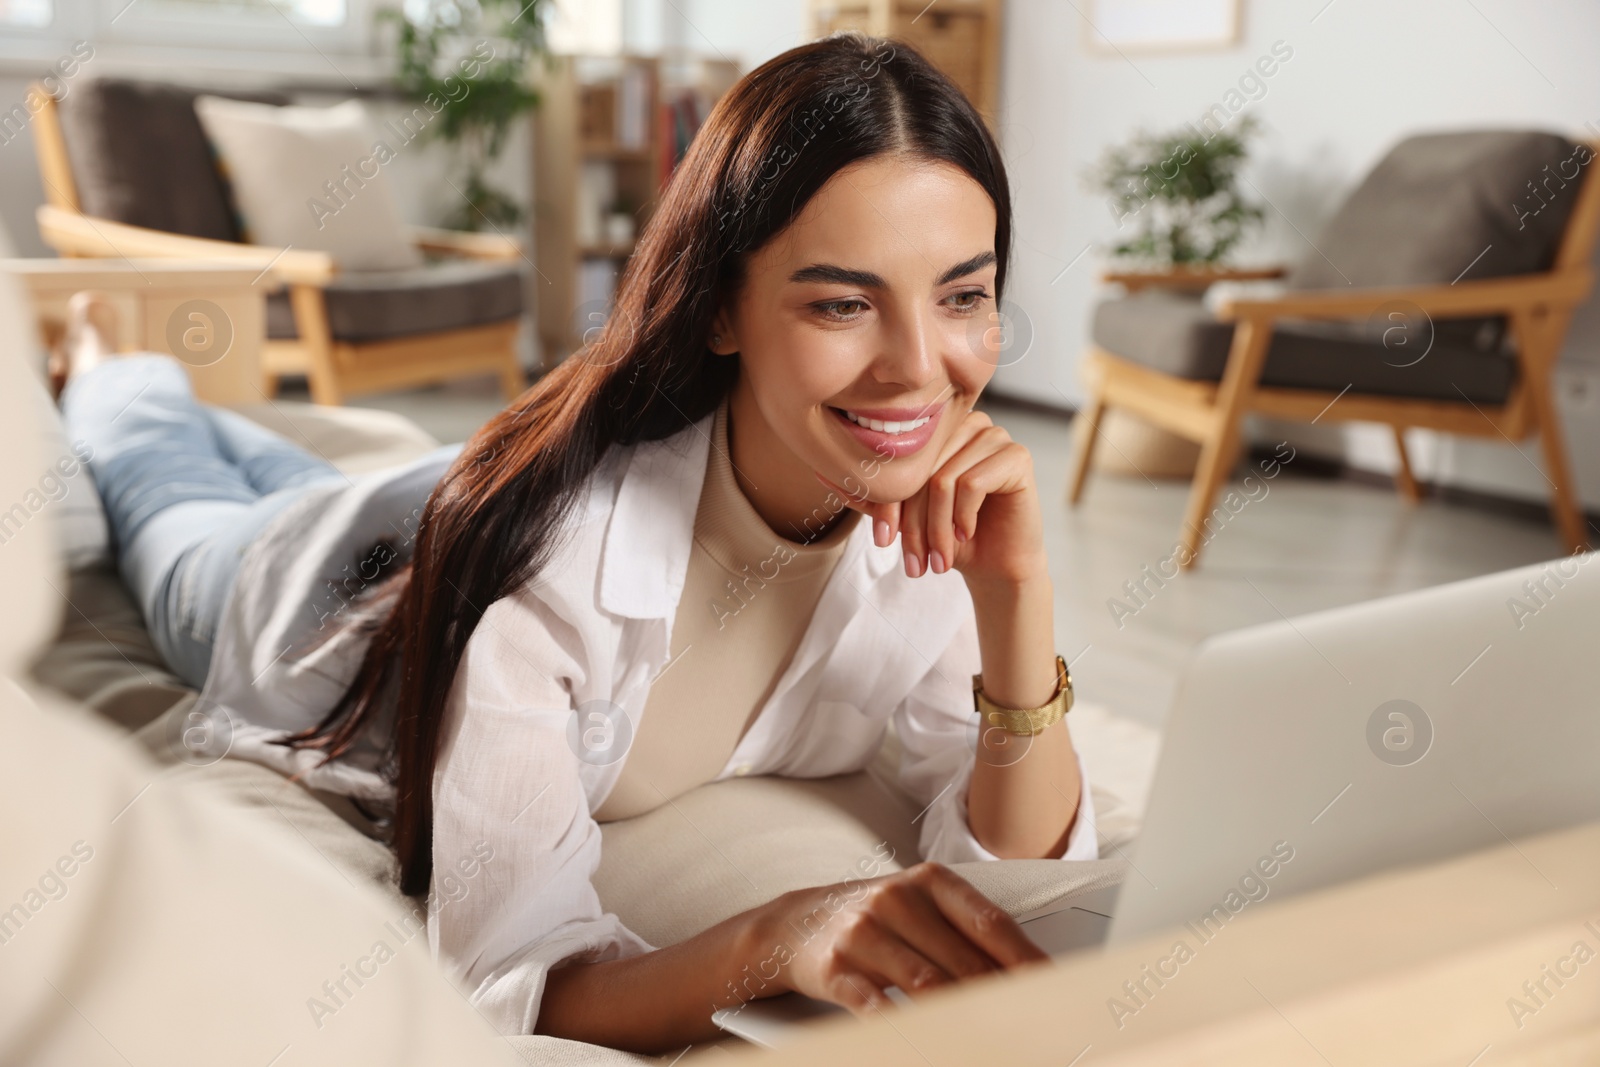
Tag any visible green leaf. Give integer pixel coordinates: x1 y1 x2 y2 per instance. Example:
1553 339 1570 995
379 0 550 229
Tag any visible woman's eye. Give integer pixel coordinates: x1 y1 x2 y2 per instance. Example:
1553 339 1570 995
815 299 868 321
946 290 990 313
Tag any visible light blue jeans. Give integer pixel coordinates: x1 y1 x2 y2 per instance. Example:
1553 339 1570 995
59 355 348 690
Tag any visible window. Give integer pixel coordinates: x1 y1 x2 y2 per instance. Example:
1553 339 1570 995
0 0 53 27
134 0 350 27
0 0 376 53
95 0 368 50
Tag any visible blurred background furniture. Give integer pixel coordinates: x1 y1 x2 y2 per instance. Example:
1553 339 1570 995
4 258 264 406
807 0 1003 123
1069 130 1600 566
531 52 738 367
29 77 528 406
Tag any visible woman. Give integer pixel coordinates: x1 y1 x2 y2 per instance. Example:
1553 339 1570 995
58 32 1096 1053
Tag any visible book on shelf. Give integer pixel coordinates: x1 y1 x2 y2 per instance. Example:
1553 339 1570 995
657 84 717 189
574 58 651 150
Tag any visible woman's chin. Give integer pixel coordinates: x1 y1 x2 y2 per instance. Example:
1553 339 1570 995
826 471 930 506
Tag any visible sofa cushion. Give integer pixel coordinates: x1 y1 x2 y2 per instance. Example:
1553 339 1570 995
57 78 290 242
1091 288 1517 404
266 260 526 343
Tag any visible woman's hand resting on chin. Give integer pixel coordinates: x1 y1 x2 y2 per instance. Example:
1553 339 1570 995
817 409 1049 586
747 861 1047 1015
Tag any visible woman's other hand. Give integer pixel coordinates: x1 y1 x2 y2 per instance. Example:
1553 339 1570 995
748 861 1047 1016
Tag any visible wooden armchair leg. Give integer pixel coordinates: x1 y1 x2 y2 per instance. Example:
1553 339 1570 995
1066 392 1107 505
288 284 343 406
1527 379 1589 554
1178 418 1242 568
1392 426 1422 503
1177 318 1272 569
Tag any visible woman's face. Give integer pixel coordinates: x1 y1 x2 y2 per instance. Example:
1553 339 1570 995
715 153 1003 516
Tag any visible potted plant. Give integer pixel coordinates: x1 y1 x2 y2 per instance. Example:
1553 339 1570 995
1082 117 1268 480
379 0 550 231
1088 115 1264 266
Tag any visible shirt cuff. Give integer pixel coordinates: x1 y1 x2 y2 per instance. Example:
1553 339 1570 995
458 915 654 1036
918 743 1099 865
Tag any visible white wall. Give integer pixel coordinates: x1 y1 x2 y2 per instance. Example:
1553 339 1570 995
995 0 1600 506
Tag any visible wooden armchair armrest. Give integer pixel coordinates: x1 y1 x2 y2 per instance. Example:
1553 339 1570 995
36 205 337 286
1214 269 1594 322
1102 265 1288 293
411 225 523 262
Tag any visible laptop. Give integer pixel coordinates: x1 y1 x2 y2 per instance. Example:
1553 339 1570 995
715 551 1600 1046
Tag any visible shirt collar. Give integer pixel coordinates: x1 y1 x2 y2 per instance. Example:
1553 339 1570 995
598 405 900 621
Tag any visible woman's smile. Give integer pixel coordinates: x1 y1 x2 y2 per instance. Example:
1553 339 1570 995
826 399 946 458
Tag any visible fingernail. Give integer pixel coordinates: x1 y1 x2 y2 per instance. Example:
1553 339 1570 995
874 518 889 547
955 526 967 543
904 550 920 578
930 549 945 574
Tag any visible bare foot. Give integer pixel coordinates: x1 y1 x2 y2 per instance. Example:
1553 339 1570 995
50 291 122 399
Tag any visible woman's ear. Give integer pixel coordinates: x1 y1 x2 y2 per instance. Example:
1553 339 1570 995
707 308 738 356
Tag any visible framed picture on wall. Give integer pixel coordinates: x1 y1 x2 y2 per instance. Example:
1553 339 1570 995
1085 0 1241 53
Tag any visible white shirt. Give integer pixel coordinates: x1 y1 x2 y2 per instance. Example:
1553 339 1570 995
195 404 1098 1036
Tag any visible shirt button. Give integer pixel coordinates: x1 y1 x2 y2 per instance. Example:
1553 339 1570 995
733 763 752 777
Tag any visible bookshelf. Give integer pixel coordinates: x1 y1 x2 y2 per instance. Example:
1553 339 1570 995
531 52 740 369
808 0 1005 123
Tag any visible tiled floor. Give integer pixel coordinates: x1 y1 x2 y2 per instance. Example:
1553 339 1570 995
285 375 1571 731
1003 404 1566 729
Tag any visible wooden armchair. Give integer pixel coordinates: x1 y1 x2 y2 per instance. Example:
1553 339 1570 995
1069 130 1600 567
31 77 528 406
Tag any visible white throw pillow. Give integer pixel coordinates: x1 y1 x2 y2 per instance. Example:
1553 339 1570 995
193 96 423 272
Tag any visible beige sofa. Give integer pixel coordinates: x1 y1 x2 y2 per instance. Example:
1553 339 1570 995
25 395 1160 1064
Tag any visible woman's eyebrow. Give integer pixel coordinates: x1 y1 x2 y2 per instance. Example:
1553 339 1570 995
936 250 997 285
788 250 997 289
788 263 886 288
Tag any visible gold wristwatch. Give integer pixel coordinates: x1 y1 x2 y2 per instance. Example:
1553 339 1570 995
972 655 1073 735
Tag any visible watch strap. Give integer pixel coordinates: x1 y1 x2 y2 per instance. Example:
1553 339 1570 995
971 655 1073 736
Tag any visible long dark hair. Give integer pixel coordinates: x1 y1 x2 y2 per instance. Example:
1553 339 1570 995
291 32 1015 896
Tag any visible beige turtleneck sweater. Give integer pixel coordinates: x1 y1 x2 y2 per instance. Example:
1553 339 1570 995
593 398 860 822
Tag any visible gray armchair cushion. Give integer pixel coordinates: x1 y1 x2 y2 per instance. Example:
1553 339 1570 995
57 77 290 242
1290 129 1581 349
1091 288 1517 404
1290 129 1581 292
265 260 526 343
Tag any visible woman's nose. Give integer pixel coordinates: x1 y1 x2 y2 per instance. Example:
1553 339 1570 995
876 305 942 389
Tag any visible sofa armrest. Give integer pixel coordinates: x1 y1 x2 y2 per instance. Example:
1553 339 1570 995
35 205 337 286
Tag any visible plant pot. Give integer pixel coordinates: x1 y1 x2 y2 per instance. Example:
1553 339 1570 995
1091 408 1201 480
